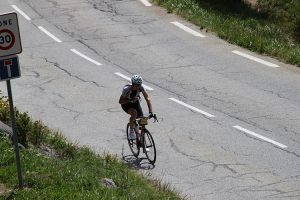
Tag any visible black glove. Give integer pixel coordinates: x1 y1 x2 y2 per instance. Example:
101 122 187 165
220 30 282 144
149 112 153 118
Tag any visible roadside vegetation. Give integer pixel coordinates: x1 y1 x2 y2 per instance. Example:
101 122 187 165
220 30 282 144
0 98 181 199
153 0 300 66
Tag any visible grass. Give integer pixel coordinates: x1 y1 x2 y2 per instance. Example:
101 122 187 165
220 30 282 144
0 137 180 199
0 97 181 199
152 0 300 66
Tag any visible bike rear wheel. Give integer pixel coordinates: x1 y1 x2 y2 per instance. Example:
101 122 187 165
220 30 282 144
127 123 140 157
143 129 156 164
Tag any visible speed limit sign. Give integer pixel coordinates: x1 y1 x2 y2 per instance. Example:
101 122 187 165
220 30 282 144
0 12 22 57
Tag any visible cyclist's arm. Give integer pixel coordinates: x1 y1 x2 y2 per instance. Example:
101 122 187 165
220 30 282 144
142 90 153 113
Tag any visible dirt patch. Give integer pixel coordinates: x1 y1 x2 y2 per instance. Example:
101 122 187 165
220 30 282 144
0 183 7 196
245 0 257 5
243 0 258 8
0 183 10 196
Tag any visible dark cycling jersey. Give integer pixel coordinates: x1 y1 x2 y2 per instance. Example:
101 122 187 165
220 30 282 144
121 84 145 100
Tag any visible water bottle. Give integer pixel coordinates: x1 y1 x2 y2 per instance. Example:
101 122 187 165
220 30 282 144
135 124 140 133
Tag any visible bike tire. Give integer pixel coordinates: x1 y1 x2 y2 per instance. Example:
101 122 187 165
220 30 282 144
143 129 156 164
127 123 140 157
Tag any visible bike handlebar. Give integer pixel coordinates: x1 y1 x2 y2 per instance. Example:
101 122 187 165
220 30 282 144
148 113 158 122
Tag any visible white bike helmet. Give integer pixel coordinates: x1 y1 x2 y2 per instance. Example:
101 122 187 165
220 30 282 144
131 74 143 85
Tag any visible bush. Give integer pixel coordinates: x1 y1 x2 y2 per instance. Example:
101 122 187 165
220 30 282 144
0 98 31 147
257 0 300 43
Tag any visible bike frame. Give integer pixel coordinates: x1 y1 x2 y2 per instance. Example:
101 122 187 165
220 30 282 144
127 114 157 164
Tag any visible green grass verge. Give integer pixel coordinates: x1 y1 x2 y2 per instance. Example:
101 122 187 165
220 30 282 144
0 98 181 199
0 137 180 199
153 0 300 66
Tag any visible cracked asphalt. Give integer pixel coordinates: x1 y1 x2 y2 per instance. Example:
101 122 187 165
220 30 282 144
1 0 300 199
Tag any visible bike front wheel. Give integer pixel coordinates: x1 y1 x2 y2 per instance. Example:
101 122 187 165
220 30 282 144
127 123 140 157
143 129 156 164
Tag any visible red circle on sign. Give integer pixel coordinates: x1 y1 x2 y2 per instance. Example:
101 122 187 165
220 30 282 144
0 29 16 50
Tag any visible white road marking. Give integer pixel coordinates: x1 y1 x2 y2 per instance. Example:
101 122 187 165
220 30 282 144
38 26 62 43
140 0 152 6
11 5 31 21
114 72 154 91
233 125 287 149
171 21 206 38
232 50 280 68
169 98 214 118
71 49 102 66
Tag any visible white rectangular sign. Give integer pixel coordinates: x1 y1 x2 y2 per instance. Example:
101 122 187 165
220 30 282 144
0 12 22 57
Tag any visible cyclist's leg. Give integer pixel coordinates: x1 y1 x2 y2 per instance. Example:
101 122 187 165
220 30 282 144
135 102 144 118
121 103 137 129
127 107 137 129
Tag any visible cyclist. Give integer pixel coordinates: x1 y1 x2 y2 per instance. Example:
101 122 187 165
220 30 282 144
119 75 153 140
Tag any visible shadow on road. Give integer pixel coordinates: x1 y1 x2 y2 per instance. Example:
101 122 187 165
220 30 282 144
122 155 155 170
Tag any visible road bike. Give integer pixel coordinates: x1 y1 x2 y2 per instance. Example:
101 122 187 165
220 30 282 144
126 114 158 164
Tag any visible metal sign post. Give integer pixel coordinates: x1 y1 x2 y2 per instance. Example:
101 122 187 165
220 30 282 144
0 12 23 189
0 56 23 188
6 80 24 188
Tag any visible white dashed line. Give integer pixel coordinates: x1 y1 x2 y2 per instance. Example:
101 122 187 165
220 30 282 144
71 49 102 66
114 72 154 91
115 72 131 82
232 50 280 68
169 98 214 118
38 26 62 43
11 3 287 153
233 125 287 149
11 5 31 21
171 21 205 38
140 0 152 6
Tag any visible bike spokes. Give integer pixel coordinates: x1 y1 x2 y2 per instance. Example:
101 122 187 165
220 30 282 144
143 130 156 164
127 124 140 157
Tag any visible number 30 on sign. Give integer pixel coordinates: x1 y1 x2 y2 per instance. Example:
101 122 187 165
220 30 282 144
0 29 15 50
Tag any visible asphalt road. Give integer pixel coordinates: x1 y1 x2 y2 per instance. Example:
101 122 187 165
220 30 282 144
1 0 300 199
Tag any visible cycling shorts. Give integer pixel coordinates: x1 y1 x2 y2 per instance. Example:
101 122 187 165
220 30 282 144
121 102 143 118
